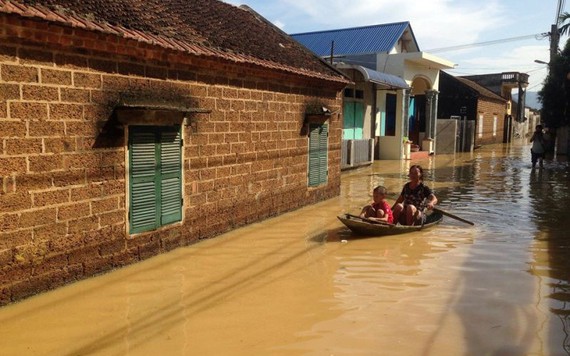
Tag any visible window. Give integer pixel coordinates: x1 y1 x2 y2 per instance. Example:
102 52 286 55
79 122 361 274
493 115 497 136
478 114 484 138
308 123 328 186
128 125 182 234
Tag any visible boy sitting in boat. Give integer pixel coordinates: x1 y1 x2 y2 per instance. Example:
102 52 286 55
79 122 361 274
360 185 394 224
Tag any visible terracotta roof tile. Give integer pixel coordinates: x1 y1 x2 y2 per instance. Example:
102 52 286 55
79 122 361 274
0 0 348 84
456 76 507 102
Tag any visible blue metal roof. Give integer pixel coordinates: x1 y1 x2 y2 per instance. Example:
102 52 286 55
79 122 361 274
291 22 414 57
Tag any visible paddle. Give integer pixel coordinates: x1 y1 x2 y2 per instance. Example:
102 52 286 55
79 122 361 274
420 206 427 229
345 213 395 226
433 207 474 226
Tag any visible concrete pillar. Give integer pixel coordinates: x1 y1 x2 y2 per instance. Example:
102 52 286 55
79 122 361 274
425 89 439 139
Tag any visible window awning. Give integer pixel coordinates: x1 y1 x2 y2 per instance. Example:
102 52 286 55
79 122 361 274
113 100 211 126
336 64 409 89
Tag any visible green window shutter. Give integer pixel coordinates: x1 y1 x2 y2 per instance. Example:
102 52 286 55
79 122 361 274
308 123 328 187
160 128 182 225
129 126 159 233
129 125 182 234
319 124 328 183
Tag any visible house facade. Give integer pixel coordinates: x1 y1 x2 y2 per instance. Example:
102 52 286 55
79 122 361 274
0 0 348 305
438 71 508 150
292 22 454 161
461 72 529 144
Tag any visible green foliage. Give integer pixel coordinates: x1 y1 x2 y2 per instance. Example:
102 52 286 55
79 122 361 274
538 38 570 128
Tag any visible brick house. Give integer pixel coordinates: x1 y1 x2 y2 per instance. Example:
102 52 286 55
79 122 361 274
438 71 508 149
0 0 348 305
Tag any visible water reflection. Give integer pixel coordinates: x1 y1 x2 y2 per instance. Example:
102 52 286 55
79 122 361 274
527 153 570 355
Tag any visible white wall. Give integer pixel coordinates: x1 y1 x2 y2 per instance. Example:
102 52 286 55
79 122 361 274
376 89 404 160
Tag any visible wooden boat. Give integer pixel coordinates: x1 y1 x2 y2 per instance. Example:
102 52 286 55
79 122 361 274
337 211 444 236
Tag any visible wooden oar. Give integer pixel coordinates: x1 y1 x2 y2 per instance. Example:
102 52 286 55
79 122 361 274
345 213 395 226
420 207 427 229
433 208 474 226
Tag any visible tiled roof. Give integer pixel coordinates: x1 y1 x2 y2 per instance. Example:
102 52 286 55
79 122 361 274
0 0 348 84
455 76 507 102
291 22 415 57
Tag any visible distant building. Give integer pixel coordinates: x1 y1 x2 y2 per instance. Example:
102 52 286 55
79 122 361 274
460 72 529 143
438 72 509 151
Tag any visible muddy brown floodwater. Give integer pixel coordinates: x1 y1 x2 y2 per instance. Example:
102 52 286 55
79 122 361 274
1 141 570 356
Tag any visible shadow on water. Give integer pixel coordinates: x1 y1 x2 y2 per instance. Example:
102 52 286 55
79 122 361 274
65 238 327 355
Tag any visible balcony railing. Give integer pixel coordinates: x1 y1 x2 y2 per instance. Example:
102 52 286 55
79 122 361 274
501 72 529 85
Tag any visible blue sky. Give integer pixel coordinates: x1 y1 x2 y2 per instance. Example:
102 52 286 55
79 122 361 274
223 0 568 92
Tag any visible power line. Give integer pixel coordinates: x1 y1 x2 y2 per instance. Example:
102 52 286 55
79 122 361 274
426 33 547 53
556 0 566 24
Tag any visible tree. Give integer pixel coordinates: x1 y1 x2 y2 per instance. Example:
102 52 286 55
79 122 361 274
538 37 570 129
559 12 570 36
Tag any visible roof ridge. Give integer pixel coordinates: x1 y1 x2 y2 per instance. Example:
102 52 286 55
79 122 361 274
0 0 349 84
290 21 410 36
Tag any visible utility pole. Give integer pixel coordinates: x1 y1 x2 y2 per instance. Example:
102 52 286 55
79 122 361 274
550 23 560 63
551 0 564 61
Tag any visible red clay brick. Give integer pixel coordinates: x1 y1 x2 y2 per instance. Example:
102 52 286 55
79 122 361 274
0 157 27 176
57 202 91 221
10 102 48 120
70 184 103 202
33 222 67 241
28 155 64 173
0 230 32 250
0 83 20 100
5 138 43 155
60 88 90 103
41 68 72 85
33 189 70 207
44 138 77 154
28 119 65 137
73 72 102 89
49 103 84 121
21 85 59 101
1 64 38 83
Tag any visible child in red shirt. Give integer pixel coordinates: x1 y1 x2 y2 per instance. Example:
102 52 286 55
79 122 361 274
360 185 394 224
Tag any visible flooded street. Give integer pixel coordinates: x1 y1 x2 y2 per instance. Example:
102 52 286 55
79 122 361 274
1 140 570 356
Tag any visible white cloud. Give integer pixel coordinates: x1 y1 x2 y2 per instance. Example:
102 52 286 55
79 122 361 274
223 0 553 92
278 0 506 48
448 44 550 90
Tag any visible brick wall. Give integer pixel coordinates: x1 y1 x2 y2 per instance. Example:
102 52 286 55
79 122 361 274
0 14 344 305
476 99 506 145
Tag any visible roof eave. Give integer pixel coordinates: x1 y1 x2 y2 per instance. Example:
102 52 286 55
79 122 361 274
399 52 455 69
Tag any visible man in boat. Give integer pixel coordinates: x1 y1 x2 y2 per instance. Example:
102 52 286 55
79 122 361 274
392 165 438 226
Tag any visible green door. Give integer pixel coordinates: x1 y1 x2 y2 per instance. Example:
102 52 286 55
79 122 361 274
343 102 364 140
